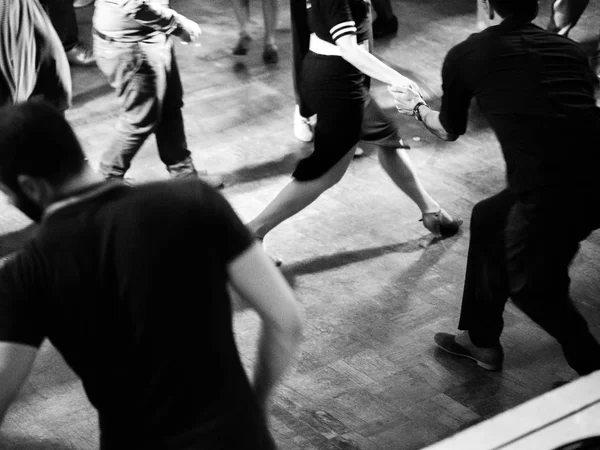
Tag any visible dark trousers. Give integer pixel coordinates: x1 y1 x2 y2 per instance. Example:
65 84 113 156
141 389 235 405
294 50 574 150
93 34 191 177
39 0 79 51
459 188 600 375
290 0 312 118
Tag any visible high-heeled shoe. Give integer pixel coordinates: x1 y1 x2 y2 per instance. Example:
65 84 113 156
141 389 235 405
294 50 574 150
420 209 462 238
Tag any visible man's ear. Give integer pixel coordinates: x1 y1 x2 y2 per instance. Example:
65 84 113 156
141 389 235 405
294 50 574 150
16 174 50 204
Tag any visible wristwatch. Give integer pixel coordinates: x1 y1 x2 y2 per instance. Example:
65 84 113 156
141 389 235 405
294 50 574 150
413 101 429 122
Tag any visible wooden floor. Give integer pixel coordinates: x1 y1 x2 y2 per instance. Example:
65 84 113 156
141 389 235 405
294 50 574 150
1 0 599 448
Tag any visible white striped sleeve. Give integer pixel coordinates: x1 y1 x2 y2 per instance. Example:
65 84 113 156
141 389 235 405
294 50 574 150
330 20 357 41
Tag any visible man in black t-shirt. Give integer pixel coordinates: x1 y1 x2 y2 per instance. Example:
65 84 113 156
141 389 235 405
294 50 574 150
0 102 303 449
391 0 600 376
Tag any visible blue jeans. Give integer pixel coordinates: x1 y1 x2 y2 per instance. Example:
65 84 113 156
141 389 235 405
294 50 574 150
94 34 191 178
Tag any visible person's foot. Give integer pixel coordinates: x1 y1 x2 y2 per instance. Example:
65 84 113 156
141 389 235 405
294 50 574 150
421 209 462 238
233 34 252 55
434 331 504 371
262 43 279 64
66 42 95 66
293 105 315 142
167 157 224 189
372 15 399 39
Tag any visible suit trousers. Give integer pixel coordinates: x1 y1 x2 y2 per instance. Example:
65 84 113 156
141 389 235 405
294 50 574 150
458 188 600 375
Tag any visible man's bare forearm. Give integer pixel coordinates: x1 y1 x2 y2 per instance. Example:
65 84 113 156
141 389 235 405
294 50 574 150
418 105 459 142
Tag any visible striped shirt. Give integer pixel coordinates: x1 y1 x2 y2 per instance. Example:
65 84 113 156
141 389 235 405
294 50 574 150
307 0 371 45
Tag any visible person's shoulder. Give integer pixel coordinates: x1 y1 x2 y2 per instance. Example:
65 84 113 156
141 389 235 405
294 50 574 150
444 31 487 71
128 179 227 213
133 179 218 199
0 243 42 287
447 26 493 57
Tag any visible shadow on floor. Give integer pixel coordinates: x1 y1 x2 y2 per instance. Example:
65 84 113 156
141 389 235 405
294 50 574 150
0 435 76 450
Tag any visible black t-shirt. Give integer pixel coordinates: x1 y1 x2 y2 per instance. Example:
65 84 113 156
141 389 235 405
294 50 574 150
308 0 371 45
0 180 275 449
439 18 600 194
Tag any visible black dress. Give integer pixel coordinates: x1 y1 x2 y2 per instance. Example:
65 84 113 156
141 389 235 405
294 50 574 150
294 0 408 181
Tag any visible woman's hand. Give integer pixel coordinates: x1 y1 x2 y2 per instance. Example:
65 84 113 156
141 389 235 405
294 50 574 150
388 85 423 115
390 76 421 95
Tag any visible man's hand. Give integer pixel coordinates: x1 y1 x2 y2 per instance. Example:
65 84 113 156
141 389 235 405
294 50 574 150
388 85 423 115
173 14 202 44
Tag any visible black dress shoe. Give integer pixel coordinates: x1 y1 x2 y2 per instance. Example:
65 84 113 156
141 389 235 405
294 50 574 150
373 16 399 39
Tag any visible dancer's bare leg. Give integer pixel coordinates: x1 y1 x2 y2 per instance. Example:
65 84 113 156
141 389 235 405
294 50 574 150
378 147 460 236
377 147 439 212
248 148 356 238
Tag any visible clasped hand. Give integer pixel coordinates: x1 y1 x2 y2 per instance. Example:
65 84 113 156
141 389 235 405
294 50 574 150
174 14 202 45
388 85 424 115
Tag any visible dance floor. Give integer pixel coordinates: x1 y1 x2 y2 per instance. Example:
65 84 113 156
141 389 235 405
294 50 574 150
0 0 599 448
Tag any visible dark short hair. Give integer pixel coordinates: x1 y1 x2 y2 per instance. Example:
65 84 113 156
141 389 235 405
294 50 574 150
488 0 539 21
0 101 86 191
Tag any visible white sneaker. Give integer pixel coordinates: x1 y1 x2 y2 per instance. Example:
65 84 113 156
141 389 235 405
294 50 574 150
293 105 315 143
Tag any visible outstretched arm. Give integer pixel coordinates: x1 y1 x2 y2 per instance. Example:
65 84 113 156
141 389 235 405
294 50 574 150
227 243 303 414
103 0 201 43
0 342 37 424
389 86 459 141
335 34 420 90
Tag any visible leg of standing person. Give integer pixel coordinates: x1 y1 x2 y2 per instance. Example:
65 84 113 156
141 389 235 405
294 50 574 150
231 0 253 55
154 42 223 186
40 0 95 66
93 35 159 180
547 0 591 35
261 0 280 63
291 0 316 142
371 0 398 39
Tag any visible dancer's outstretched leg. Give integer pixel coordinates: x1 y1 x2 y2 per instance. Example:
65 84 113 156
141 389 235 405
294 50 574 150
248 147 356 239
377 147 462 237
